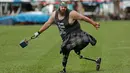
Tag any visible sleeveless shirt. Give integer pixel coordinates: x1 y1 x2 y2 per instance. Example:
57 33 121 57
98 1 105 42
54 9 81 40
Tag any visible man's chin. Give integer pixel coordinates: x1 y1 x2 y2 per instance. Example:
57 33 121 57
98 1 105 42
61 11 65 14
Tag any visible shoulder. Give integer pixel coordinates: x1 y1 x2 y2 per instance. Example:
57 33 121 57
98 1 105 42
50 11 57 18
69 10 81 17
51 11 56 16
69 10 80 16
69 10 84 20
53 10 57 14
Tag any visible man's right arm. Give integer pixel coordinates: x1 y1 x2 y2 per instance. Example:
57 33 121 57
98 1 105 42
33 11 55 38
38 11 55 33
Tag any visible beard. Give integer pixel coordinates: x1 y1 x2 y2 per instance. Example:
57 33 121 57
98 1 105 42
59 9 68 16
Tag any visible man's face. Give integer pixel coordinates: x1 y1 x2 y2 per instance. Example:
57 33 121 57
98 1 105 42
59 6 67 14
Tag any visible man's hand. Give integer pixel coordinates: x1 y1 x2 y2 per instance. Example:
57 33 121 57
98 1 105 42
94 22 100 30
31 32 41 39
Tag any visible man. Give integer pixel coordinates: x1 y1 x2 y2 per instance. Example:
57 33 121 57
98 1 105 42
33 2 101 73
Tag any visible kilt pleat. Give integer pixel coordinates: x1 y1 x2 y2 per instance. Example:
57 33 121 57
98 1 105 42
60 30 97 54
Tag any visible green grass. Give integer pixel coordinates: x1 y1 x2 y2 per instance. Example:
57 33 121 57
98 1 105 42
0 20 130 73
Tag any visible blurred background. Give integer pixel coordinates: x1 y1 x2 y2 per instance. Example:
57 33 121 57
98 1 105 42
0 0 130 25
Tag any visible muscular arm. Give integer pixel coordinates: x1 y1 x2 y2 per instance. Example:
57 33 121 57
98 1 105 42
38 11 55 33
70 10 99 29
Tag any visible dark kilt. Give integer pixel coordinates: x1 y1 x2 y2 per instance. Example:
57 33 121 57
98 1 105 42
60 29 97 54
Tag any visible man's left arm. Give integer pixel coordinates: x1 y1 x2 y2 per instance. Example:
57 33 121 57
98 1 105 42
70 11 100 30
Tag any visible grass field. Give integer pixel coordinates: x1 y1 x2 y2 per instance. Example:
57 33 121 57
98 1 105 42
0 20 130 73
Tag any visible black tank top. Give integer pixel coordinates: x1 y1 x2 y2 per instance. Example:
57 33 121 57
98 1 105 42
54 9 81 40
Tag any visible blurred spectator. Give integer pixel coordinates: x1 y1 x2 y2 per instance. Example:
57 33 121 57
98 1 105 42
31 2 41 12
21 3 34 12
67 1 74 10
7 3 21 16
41 4 49 14
41 3 54 15
77 1 84 14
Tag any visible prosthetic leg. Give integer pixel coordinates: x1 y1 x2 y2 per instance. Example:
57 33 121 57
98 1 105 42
75 51 101 71
60 50 101 73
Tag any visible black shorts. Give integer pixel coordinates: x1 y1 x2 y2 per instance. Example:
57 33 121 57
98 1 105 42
60 30 97 54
